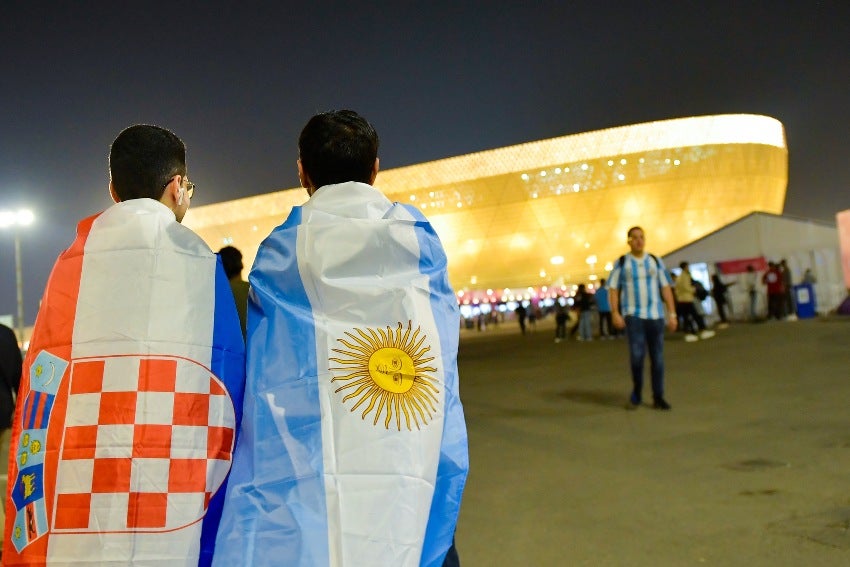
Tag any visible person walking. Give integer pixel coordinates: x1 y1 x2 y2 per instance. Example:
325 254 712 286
574 284 594 341
711 272 733 328
674 262 715 341
763 261 786 320
596 278 613 339
608 226 678 410
554 303 568 342
744 264 759 321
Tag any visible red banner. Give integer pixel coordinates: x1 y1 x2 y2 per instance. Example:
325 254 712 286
715 256 768 275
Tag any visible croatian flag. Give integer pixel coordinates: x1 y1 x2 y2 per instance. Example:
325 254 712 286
214 182 469 567
2 199 246 566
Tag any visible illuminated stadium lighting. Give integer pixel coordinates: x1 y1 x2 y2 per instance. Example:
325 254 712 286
586 255 597 265
521 173 530 181
550 256 564 265
540 170 547 177
618 174 626 181
186 114 788 294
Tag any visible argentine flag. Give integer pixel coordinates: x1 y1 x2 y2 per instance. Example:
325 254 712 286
2 199 246 566
214 182 469 567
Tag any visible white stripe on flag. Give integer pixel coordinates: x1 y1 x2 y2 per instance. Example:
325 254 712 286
297 204 445 566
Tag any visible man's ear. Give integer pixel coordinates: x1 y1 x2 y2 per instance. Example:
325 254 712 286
160 175 181 207
109 182 120 203
297 159 315 194
370 157 380 184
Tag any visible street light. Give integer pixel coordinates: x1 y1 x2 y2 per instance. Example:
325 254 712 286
0 209 35 344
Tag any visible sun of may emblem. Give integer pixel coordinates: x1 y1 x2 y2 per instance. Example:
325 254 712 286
329 321 440 431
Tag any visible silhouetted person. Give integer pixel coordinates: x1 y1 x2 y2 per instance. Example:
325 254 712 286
515 303 527 334
711 272 733 326
219 245 249 336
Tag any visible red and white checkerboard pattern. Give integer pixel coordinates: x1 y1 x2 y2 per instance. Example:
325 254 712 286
52 355 236 533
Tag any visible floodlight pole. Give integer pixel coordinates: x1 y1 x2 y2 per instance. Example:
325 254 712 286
14 230 24 344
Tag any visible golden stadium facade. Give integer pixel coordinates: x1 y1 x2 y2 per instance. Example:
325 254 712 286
184 114 787 301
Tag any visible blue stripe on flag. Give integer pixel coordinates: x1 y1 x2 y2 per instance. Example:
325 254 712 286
200 255 247 567
402 205 469 567
214 206 329 566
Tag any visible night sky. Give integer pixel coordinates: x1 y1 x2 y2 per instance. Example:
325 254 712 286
2 2 849 325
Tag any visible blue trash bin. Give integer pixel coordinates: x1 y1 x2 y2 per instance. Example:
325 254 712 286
794 283 816 318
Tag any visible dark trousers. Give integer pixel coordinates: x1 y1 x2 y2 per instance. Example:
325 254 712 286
625 316 666 402
768 293 785 320
442 538 460 567
555 317 567 339
598 311 613 337
676 301 707 334
714 297 728 323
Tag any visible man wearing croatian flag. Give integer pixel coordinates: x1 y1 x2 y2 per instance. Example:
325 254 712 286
2 125 246 566
214 110 468 566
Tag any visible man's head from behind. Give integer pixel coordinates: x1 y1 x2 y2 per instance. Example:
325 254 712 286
218 245 244 280
297 110 379 194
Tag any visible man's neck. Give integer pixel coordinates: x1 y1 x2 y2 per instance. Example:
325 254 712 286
630 250 646 259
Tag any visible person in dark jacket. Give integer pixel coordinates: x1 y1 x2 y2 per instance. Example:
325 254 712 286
0 322 22 430
0 322 23 529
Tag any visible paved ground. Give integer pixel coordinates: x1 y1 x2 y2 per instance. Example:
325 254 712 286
3 315 848 565
454 315 850 566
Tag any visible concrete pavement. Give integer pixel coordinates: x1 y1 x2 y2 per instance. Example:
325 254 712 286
454 315 850 566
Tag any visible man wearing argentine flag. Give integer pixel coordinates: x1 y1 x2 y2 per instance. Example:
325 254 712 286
214 110 468 567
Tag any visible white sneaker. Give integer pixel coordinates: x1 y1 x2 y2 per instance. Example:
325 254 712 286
684 334 699 342
699 330 716 339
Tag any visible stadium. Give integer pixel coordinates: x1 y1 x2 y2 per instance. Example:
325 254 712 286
185 114 788 306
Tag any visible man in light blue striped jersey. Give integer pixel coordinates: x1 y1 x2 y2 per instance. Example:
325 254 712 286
608 226 678 410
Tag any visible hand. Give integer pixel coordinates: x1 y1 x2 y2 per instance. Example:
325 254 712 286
666 314 678 332
612 312 626 330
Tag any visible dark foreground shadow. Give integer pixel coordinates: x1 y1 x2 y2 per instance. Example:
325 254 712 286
556 388 626 408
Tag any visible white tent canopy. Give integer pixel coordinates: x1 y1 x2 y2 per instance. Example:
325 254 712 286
663 212 844 317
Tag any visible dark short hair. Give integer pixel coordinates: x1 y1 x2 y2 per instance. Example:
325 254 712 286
109 124 186 201
218 245 243 279
298 110 379 189
627 226 643 238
